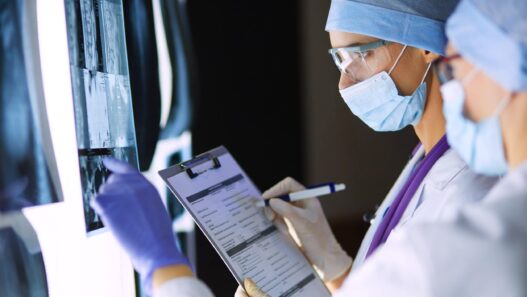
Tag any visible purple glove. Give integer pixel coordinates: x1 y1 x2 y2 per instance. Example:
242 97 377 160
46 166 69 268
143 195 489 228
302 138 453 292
91 158 189 295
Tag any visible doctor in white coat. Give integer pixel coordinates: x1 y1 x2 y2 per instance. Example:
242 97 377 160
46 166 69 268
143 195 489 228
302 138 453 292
325 0 527 295
241 0 527 295
91 0 507 297
236 0 498 294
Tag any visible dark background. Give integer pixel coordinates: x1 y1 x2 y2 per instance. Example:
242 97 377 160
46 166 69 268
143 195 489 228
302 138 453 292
189 0 303 190
187 2 304 294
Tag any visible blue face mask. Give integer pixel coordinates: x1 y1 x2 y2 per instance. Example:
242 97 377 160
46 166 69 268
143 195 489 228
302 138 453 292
339 46 431 132
440 72 510 176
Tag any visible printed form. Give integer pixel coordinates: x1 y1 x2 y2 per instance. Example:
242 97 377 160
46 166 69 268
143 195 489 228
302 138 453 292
161 148 330 297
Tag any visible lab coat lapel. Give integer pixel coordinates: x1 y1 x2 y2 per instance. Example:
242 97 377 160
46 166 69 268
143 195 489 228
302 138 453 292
351 145 426 272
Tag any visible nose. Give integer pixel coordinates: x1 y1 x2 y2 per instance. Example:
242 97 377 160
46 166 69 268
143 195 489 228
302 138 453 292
338 72 355 90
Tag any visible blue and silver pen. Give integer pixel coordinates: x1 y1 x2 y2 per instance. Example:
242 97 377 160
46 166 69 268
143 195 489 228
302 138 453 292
256 182 346 207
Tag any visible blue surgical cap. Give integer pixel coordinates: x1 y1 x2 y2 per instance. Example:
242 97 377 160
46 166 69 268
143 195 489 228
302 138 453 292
325 0 460 55
447 0 527 91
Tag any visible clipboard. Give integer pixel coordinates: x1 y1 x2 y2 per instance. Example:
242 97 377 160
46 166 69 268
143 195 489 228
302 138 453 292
159 146 331 297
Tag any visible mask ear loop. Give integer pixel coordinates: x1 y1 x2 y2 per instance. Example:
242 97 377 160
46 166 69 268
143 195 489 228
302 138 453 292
419 62 432 85
491 93 512 117
388 45 408 75
462 68 479 85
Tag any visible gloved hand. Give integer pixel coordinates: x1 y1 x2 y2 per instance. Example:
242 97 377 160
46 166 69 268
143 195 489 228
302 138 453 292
234 279 269 297
91 158 189 295
263 177 352 282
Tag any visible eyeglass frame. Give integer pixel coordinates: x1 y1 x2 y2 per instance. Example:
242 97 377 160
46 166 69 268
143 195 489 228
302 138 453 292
328 39 392 55
328 40 392 80
432 54 462 85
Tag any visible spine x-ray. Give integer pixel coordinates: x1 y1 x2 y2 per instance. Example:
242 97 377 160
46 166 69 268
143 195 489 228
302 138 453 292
64 0 139 232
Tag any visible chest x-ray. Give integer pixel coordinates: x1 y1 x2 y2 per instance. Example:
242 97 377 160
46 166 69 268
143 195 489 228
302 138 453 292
64 0 138 233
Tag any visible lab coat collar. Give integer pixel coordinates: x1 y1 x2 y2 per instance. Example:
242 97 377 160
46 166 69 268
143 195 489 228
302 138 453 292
423 148 467 191
484 159 527 204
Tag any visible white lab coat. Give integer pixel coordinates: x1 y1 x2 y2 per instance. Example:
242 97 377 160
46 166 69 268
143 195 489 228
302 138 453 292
154 147 499 297
352 147 497 270
335 160 527 297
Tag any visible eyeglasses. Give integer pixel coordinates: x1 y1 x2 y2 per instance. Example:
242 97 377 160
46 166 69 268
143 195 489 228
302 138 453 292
328 40 393 82
433 54 462 85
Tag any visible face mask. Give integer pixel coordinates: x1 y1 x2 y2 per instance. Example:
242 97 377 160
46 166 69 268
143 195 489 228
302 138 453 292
440 71 509 176
339 46 431 132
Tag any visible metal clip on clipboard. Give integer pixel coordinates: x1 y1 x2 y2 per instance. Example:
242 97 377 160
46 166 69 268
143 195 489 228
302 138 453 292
179 153 222 179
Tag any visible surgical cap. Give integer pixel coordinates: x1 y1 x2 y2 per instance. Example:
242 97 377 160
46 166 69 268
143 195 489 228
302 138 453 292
325 0 460 55
446 0 527 91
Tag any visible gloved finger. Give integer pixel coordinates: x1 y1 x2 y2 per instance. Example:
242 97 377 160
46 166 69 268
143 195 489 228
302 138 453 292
290 196 322 214
274 217 300 248
98 177 134 196
91 192 117 213
98 176 127 193
93 180 138 209
273 215 289 235
268 198 301 219
98 180 118 194
244 278 269 297
104 172 140 185
90 196 103 213
263 206 275 221
290 198 311 210
270 198 322 227
99 171 146 193
103 157 137 174
234 285 249 297
262 177 305 199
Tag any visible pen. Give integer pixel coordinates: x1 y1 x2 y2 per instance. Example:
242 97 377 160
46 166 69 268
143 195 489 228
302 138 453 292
256 182 346 207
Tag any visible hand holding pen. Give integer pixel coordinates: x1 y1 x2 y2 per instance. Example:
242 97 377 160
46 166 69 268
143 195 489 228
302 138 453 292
259 177 353 282
256 182 346 207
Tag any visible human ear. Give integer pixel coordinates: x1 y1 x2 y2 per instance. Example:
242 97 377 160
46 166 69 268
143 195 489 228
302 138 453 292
422 49 441 63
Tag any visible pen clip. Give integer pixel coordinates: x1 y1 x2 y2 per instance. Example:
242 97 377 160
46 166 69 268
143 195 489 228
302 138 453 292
180 154 222 179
